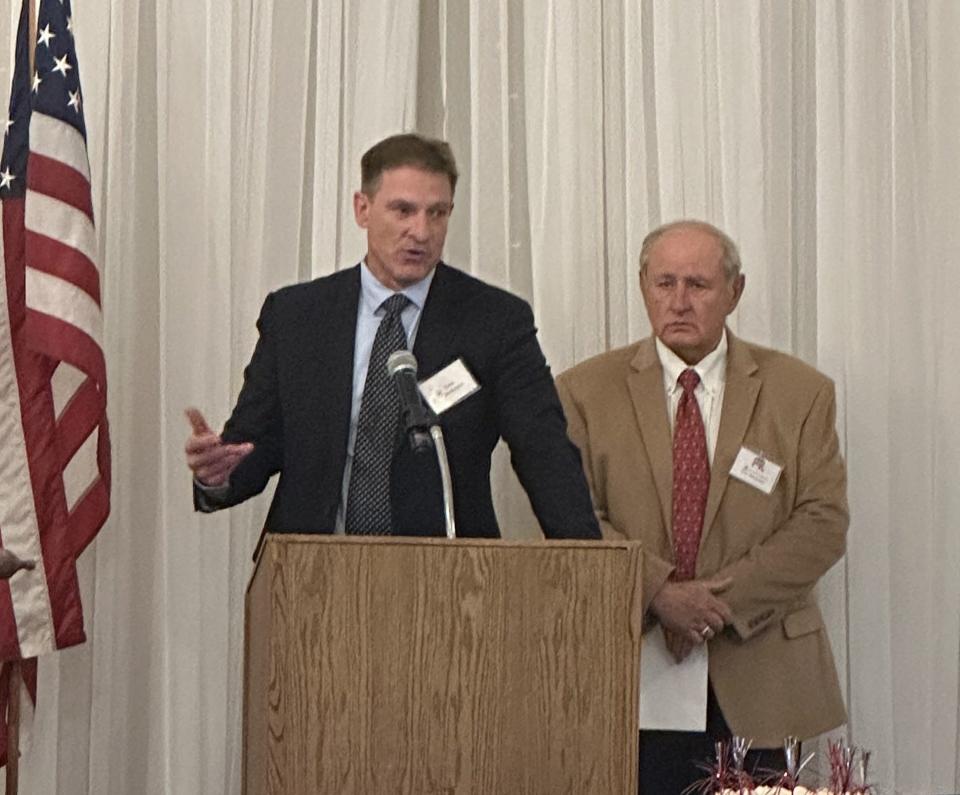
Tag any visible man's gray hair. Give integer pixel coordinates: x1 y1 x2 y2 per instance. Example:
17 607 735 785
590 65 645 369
638 220 742 282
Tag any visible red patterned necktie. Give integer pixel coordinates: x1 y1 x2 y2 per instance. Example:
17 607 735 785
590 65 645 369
671 368 709 580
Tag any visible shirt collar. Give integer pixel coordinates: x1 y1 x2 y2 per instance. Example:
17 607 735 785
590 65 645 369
656 328 728 395
359 260 436 314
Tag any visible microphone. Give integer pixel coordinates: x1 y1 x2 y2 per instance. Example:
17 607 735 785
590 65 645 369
387 350 437 453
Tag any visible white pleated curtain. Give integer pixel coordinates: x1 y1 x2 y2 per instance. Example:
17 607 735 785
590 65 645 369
0 2 956 793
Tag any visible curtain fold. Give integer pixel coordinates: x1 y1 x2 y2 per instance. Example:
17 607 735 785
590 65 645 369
1 2 955 792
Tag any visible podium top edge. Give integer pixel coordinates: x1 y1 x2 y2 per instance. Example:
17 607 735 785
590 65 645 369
250 533 640 571
256 532 640 552
247 533 643 597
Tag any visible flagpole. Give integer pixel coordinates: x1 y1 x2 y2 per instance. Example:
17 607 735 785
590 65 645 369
27 0 36 77
7 2 30 791
5 660 21 794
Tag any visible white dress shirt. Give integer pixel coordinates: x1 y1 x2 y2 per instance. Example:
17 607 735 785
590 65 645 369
655 330 728 465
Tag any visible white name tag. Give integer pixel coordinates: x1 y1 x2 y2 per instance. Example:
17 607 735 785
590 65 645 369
419 358 480 415
730 446 782 495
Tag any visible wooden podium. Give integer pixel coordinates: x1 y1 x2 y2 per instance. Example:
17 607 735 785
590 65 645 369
243 534 643 794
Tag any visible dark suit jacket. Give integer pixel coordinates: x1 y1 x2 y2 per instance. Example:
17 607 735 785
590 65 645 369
195 262 600 541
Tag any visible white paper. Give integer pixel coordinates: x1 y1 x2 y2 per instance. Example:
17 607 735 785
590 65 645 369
638 626 708 731
418 358 480 415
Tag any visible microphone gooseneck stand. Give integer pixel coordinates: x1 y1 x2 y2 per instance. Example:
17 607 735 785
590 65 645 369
387 350 457 538
429 425 456 539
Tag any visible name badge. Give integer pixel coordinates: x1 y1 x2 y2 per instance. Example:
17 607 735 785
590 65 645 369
730 447 782 495
419 358 480 415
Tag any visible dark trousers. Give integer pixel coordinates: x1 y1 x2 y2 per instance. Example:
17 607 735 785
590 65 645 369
638 685 789 795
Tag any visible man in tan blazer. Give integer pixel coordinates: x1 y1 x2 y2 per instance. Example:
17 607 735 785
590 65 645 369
557 220 847 794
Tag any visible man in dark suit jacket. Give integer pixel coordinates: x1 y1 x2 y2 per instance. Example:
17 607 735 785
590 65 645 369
185 133 599 541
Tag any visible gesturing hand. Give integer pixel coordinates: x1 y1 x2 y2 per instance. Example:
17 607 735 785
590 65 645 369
650 576 733 645
184 408 254 487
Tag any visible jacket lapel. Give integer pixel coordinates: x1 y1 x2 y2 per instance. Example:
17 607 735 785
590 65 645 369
700 332 760 545
310 266 361 479
626 338 674 536
412 263 464 378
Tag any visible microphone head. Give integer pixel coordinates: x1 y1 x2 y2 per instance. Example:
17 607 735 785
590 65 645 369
387 349 418 377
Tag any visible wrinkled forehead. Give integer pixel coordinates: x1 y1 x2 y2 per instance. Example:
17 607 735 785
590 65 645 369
647 227 725 275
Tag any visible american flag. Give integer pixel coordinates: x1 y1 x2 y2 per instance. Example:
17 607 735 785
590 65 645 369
0 0 110 763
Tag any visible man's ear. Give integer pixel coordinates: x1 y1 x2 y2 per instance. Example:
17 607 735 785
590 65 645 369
728 273 746 312
353 190 370 229
639 267 652 302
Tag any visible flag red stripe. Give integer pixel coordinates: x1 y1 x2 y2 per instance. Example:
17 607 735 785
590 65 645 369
69 469 110 556
2 201 26 312
27 151 94 222
1 201 30 662
25 229 101 304
0 567 22 660
24 310 107 389
54 377 104 465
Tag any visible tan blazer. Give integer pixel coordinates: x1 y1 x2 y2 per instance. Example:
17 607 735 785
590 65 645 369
557 332 848 746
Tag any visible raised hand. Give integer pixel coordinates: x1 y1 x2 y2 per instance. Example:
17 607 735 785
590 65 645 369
184 408 254 487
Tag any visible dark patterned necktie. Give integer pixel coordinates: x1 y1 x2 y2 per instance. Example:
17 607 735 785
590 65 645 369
671 368 709 580
345 293 410 535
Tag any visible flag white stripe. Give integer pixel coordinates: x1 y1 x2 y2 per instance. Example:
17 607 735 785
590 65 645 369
51 361 87 420
63 428 98 512
25 267 104 346
24 189 98 266
16 672 35 754
28 112 91 181
0 231 57 658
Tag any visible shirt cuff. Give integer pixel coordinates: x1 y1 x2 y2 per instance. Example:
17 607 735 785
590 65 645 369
193 477 231 512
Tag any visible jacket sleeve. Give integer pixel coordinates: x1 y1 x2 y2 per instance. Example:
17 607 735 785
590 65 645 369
556 373 675 614
492 300 601 540
713 380 849 639
192 292 285 512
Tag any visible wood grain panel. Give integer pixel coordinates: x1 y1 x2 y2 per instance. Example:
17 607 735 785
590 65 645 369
243 535 641 794
243 540 272 795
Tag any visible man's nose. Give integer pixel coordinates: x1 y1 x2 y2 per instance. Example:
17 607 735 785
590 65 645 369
668 284 691 312
407 212 429 241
